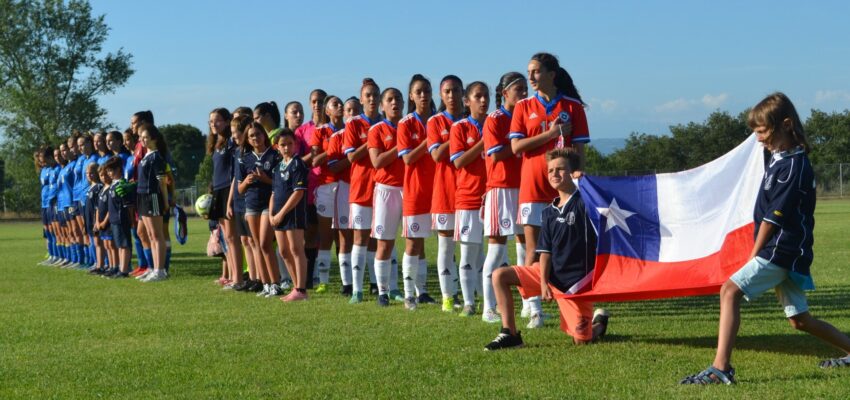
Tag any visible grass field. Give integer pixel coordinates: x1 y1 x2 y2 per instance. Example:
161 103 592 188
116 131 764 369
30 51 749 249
2 201 850 399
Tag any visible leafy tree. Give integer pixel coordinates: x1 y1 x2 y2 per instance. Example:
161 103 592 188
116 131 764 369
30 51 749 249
806 109 850 165
0 0 132 213
161 124 205 188
194 153 213 194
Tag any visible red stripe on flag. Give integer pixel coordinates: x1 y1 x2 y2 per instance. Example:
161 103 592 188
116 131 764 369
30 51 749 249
563 223 754 302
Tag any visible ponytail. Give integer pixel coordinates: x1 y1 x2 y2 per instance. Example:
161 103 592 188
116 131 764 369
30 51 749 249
495 72 525 109
406 74 436 115
530 52 585 105
254 101 281 128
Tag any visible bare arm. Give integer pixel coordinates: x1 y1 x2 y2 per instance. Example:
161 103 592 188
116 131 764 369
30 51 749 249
539 252 553 301
452 140 485 168
402 141 428 165
430 142 450 162
510 122 565 154
370 147 398 169
311 146 328 167
347 143 369 163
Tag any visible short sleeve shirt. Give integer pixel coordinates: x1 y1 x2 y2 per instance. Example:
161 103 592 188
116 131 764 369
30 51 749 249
342 114 379 206
449 117 487 210
211 138 235 190
326 130 350 184
239 148 281 210
397 112 435 216
272 156 308 215
535 192 597 293
367 119 404 187
310 122 341 185
137 151 167 195
426 111 461 214
484 106 522 189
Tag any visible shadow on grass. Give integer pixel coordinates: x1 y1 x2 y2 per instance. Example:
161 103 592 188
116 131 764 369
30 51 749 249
526 334 633 349
640 333 837 357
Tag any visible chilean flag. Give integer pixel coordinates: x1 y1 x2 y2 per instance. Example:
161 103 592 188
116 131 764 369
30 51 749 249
565 134 765 302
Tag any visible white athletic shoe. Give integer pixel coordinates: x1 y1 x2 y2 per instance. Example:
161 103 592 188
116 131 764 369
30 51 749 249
141 270 167 282
136 269 154 280
481 308 501 324
527 312 545 329
257 284 270 297
265 284 281 298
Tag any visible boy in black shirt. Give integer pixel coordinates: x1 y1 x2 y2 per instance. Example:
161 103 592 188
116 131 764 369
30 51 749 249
485 148 609 350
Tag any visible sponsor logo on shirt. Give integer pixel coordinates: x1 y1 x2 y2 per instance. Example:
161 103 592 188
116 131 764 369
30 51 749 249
529 112 538 119
764 174 773 190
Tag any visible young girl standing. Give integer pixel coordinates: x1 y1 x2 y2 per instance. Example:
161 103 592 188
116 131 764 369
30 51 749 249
450 81 490 317
296 90 327 288
328 100 357 296
509 52 589 327
73 134 97 267
229 115 261 292
367 88 405 307
397 74 437 310
136 124 170 282
480 72 528 323
344 79 382 303
427 75 464 311
681 93 850 384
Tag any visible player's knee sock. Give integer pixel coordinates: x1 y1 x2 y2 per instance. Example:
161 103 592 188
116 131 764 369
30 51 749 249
339 252 352 286
437 235 456 298
483 243 506 311
46 231 55 257
458 241 480 306
389 247 399 292
367 250 377 284
131 228 148 268
71 244 79 263
476 243 485 297
143 248 153 269
351 245 367 293
515 241 526 266
374 258 391 296
416 257 428 296
402 253 418 299
317 250 331 284
165 242 172 272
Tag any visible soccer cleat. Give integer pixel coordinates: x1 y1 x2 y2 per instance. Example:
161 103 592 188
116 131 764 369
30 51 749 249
340 284 353 297
257 284 270 297
459 305 476 317
592 308 610 340
417 293 436 304
348 291 363 304
222 282 236 290
481 308 501 324
136 269 154 280
266 284 282 297
389 289 404 302
130 268 147 277
453 294 463 310
369 283 379 295
315 283 328 294
527 313 545 329
377 294 390 307
484 328 524 351
441 297 454 312
109 272 130 279
404 297 417 311
247 280 263 292
232 281 250 292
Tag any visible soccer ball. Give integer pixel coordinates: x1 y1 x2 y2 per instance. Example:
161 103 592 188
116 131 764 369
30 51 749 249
195 194 213 218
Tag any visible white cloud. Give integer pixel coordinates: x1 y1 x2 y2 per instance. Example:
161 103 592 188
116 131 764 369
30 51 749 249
815 90 850 103
655 98 692 113
655 93 728 113
590 98 618 112
701 93 728 108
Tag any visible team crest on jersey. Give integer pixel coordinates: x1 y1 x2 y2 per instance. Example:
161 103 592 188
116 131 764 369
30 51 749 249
281 170 289 180
500 218 511 229
375 225 384 235
521 207 530 217
340 216 349 225
354 215 362 225
557 211 576 225
558 111 571 122
461 226 470 235
263 161 270 170
410 223 420 233
764 174 774 190
438 214 448 225
318 204 326 212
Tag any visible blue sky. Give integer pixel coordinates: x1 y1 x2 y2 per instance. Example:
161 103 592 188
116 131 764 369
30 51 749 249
91 0 850 140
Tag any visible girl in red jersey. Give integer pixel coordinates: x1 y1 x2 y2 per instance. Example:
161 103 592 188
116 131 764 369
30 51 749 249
509 53 589 326
343 79 382 303
427 75 464 312
397 74 437 310
481 72 528 323
367 87 405 307
450 81 490 317
310 95 344 294
327 97 360 296
296 89 327 289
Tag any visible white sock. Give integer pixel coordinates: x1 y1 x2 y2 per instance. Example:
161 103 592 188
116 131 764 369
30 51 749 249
389 247 399 291
416 257 428 296
374 258 391 295
516 241 527 266
500 244 510 267
339 252 352 285
528 296 543 315
459 242 480 306
351 245 367 293
483 243 506 311
402 253 418 299
317 250 331 284
437 235 456 298
367 250 377 284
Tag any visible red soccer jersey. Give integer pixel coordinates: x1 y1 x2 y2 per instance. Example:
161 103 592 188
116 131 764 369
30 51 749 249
310 122 341 185
367 119 404 187
483 106 522 190
449 117 487 211
327 129 349 184
509 94 589 203
397 112 435 216
343 114 379 206
426 111 461 214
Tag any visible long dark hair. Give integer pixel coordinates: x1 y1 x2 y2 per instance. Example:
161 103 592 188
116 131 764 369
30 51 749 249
406 74 436 115
319 95 343 125
380 88 403 120
437 75 463 112
254 101 281 129
206 107 233 154
495 72 525 109
530 52 584 105
463 81 489 118
140 123 169 158
133 110 155 125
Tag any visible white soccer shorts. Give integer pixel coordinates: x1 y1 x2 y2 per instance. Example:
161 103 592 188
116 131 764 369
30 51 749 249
402 214 432 238
315 182 337 218
332 181 351 229
484 187 520 237
371 183 402 240
454 208 484 244
517 202 547 227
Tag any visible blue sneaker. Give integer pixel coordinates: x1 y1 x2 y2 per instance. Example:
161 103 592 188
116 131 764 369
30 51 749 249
377 294 390 307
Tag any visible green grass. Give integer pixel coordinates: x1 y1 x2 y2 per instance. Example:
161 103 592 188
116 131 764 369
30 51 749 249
2 201 850 399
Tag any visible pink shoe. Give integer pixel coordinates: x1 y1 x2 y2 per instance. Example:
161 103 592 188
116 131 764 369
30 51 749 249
282 290 308 302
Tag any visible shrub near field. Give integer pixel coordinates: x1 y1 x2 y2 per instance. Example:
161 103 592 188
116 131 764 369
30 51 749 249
1 201 850 398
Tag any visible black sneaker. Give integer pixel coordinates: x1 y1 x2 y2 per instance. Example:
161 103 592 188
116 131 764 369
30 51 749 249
89 268 103 275
340 284 353 297
377 294 390 307
233 281 250 292
369 283 379 295
417 293 436 304
247 280 263 292
109 272 130 279
484 328 524 351
592 309 610 340
101 268 118 278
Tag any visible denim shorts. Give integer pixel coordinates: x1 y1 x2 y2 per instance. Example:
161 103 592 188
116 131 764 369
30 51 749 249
729 257 809 318
245 208 269 217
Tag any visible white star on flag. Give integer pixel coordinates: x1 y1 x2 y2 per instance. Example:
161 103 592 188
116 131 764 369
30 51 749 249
596 198 636 235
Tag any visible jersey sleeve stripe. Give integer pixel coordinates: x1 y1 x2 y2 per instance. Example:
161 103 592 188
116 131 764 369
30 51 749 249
397 148 411 157
428 143 441 153
486 145 504 156
507 132 526 139
449 151 464 162
343 147 356 154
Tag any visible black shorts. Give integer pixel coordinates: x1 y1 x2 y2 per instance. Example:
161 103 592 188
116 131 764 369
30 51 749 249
41 208 49 225
234 212 251 237
67 201 83 217
138 193 165 217
208 187 230 221
58 208 68 226
275 205 307 231
111 222 131 249
306 204 318 225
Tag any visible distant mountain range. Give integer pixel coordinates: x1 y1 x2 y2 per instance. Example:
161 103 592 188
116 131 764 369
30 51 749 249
589 138 627 155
